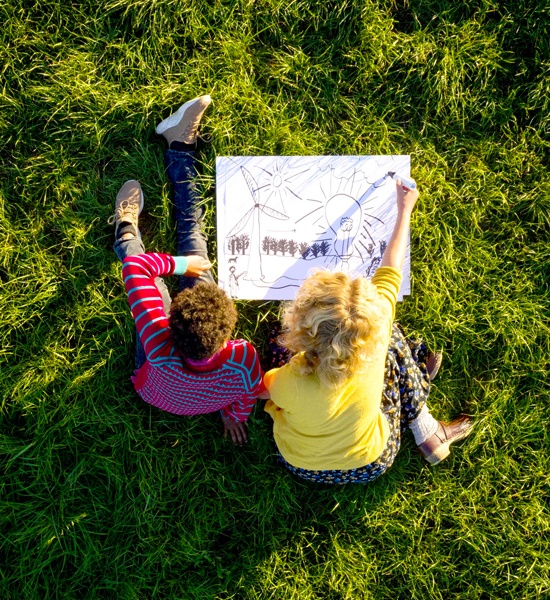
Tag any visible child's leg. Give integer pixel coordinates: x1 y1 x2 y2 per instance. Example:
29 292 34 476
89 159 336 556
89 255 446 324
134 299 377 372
114 236 154 368
156 96 213 290
112 180 173 367
384 323 474 464
383 323 431 433
165 148 215 290
113 235 145 262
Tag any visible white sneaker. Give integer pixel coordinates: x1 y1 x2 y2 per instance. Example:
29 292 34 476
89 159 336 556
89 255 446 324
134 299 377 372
156 95 212 145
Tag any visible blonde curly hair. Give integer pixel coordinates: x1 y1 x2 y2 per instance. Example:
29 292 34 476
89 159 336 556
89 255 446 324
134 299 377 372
281 270 388 388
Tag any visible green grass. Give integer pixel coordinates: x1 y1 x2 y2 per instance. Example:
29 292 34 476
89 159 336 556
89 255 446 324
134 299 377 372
1 0 549 598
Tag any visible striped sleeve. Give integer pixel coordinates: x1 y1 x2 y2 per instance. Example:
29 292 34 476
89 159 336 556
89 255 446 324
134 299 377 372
121 253 176 363
220 341 267 422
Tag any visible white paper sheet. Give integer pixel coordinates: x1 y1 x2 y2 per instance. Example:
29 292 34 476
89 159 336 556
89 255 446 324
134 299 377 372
216 155 411 300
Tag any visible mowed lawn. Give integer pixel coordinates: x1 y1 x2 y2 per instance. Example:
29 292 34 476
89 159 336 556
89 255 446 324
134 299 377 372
1 1 549 598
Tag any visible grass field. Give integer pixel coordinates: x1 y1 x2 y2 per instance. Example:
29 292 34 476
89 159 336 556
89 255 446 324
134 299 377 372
1 0 549 598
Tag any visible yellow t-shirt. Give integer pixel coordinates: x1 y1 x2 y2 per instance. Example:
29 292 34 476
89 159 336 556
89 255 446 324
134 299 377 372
264 267 402 471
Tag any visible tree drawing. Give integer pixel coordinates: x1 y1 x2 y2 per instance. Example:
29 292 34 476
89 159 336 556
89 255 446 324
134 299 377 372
228 236 238 255
262 236 275 255
269 237 279 255
379 240 387 257
288 240 298 256
277 239 289 256
365 256 381 277
237 233 249 255
299 242 310 259
234 234 246 254
309 243 321 258
319 240 330 256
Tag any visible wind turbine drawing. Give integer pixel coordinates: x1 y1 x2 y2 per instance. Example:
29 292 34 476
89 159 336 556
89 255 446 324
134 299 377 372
227 166 289 282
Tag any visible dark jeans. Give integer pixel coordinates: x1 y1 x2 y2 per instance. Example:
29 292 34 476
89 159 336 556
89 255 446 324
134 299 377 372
113 148 214 367
165 148 214 290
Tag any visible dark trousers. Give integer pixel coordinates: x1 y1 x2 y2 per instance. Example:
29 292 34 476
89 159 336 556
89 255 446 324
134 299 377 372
165 148 214 289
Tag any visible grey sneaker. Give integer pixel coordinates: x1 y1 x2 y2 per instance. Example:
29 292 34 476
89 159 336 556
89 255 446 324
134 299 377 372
156 95 212 145
108 180 144 239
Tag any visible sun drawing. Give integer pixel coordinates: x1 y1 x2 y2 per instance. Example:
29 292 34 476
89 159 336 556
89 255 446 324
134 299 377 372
254 158 309 214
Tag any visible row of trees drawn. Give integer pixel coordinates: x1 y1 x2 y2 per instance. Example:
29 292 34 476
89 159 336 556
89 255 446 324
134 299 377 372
227 235 333 259
261 237 331 259
301 241 331 259
360 240 387 259
227 234 250 255
363 242 388 277
364 256 381 277
228 235 389 265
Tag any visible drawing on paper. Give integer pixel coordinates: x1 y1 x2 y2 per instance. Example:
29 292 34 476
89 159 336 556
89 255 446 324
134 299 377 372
216 155 411 300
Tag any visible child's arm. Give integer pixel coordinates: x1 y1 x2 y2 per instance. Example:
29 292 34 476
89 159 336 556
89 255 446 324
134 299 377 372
379 181 419 272
220 342 267 443
122 253 210 363
220 378 266 423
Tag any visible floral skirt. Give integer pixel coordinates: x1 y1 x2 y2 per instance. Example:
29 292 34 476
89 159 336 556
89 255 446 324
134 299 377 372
272 323 431 484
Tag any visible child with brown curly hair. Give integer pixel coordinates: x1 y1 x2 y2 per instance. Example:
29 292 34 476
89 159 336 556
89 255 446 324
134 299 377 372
111 96 266 444
263 181 474 483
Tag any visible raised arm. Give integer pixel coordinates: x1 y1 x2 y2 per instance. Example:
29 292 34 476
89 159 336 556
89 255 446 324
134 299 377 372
122 253 211 363
379 181 420 272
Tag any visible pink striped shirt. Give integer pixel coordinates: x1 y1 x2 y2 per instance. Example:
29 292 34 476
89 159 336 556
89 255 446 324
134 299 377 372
122 253 265 422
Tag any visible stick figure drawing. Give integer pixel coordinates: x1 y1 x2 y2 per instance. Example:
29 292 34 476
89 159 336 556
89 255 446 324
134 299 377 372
228 266 245 298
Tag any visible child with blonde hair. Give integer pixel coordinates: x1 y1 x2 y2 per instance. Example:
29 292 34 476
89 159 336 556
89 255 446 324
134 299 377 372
264 182 474 483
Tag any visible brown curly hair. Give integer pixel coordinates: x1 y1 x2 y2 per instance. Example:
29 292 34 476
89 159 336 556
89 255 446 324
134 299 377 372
169 282 237 360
